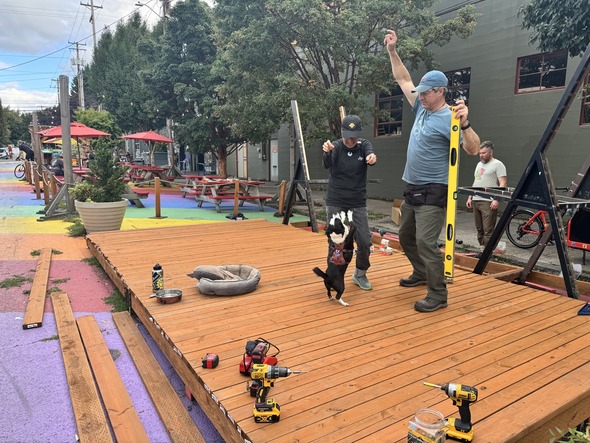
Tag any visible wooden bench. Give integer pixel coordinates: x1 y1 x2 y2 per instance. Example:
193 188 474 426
182 188 214 197
207 194 273 212
121 186 150 208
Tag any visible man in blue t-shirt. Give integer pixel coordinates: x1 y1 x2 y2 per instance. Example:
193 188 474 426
322 115 378 290
385 29 481 312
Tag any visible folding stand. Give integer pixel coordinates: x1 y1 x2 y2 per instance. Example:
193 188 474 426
459 42 590 299
282 101 319 232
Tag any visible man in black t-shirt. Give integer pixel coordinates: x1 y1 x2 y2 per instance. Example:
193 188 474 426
321 115 378 290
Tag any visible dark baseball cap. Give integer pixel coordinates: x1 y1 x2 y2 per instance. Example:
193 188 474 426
411 70 448 93
341 115 363 138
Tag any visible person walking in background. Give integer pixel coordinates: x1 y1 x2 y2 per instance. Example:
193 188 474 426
322 115 378 290
384 29 481 312
466 141 507 257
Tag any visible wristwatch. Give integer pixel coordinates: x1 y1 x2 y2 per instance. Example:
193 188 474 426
461 121 471 130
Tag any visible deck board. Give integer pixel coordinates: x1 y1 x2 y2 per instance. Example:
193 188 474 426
86 219 590 442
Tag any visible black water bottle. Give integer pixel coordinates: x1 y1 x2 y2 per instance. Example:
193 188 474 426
152 263 164 291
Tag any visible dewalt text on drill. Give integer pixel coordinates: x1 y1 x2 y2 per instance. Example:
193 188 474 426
248 364 305 423
424 382 478 442
239 337 280 375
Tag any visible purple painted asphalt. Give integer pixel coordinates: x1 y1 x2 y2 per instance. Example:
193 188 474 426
0 311 223 442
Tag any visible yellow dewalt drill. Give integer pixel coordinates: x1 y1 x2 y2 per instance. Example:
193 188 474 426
424 382 478 442
249 364 305 423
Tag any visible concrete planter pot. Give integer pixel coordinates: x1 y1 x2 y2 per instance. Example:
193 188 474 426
74 199 128 233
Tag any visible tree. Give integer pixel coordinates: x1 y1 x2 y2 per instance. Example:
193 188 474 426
145 0 241 177
84 13 163 133
1 107 31 144
519 0 590 58
0 99 8 146
213 0 478 142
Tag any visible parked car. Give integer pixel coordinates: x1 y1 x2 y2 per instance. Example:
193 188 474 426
0 147 10 159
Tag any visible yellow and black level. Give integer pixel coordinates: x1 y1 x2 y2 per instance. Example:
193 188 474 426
444 107 461 279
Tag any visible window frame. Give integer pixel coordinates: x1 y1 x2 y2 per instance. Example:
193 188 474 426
375 84 404 138
444 67 471 106
581 72 590 126
515 49 568 95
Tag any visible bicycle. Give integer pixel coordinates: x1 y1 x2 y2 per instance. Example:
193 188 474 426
506 208 551 249
505 187 575 249
14 158 26 180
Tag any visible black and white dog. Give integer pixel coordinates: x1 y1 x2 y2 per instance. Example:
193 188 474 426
313 211 355 307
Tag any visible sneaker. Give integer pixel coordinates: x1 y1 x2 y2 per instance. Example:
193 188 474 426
414 297 447 313
352 273 372 290
399 275 427 287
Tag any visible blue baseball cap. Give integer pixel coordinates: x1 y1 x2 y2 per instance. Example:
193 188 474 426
411 70 448 93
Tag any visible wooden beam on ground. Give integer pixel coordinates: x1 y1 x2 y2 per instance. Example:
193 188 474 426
112 311 205 443
51 292 112 443
23 247 52 329
490 269 524 282
76 315 150 443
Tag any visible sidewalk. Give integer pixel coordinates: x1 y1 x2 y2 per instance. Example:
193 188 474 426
282 183 590 279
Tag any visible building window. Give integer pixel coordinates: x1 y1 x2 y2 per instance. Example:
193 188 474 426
516 50 568 94
445 68 471 105
376 84 404 137
581 72 590 126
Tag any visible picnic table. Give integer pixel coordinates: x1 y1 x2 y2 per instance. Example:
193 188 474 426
124 164 172 186
187 178 272 213
179 174 222 197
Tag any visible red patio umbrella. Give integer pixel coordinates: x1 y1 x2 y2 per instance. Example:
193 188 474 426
121 130 173 143
38 122 111 169
122 130 174 168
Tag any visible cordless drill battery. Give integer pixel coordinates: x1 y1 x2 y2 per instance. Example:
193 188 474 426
202 353 219 369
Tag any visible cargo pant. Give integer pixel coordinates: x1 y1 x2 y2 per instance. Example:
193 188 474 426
398 203 447 301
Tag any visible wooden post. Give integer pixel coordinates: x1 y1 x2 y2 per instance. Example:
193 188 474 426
50 173 57 199
34 167 42 200
233 179 240 216
150 177 167 219
42 170 50 204
278 180 286 214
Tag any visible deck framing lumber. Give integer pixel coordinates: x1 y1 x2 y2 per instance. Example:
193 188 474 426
51 292 112 443
77 315 150 443
112 311 206 443
23 247 52 329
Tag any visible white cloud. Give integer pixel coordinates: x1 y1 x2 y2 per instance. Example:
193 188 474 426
0 0 214 113
0 86 58 111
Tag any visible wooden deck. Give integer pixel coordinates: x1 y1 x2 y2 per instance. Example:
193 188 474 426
86 219 590 443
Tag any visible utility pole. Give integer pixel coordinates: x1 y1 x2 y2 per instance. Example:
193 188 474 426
80 0 103 49
69 42 86 110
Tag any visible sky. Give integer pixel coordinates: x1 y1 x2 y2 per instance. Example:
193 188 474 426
0 0 201 113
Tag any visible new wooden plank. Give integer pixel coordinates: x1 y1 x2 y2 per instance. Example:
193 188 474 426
23 247 52 329
76 315 150 443
85 221 590 442
112 311 205 443
50 292 112 443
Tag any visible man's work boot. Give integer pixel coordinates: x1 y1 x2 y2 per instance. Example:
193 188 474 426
399 275 427 287
414 297 447 313
352 269 372 290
